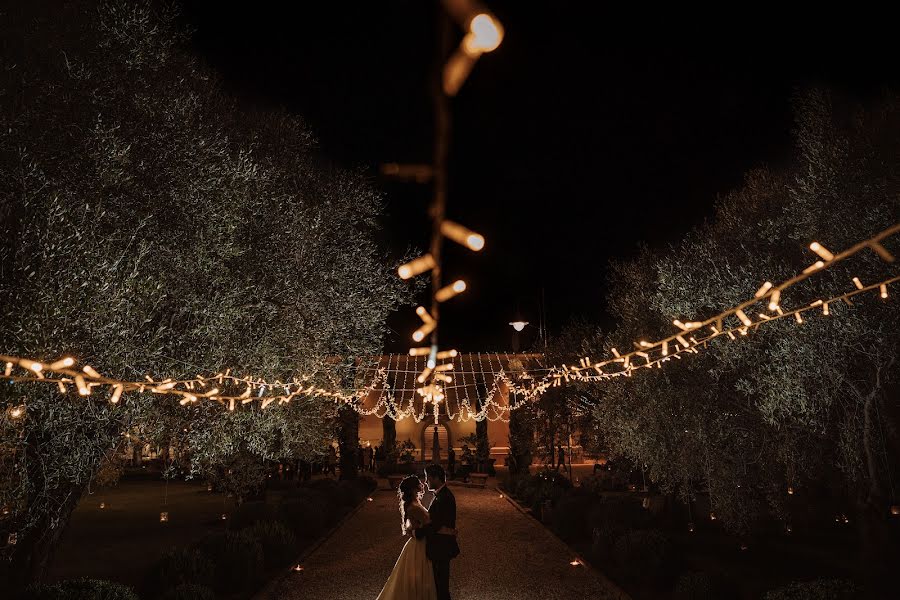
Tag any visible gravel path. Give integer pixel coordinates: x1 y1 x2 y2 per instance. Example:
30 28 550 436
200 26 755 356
258 482 628 600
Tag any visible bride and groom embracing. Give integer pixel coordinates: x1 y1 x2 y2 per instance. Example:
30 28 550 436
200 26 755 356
376 464 460 600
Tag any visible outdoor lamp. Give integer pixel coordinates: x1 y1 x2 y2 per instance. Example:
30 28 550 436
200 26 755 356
509 321 528 332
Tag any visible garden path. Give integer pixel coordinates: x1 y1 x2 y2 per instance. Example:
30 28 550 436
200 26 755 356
257 482 628 600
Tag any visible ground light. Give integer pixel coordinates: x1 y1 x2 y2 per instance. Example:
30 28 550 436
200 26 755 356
293 565 304 572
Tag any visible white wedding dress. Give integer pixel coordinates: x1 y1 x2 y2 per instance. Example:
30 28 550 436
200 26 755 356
376 501 437 600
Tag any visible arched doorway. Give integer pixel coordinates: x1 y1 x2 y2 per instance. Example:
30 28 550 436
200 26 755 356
422 423 450 462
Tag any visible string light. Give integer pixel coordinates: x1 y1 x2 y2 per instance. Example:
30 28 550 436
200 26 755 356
440 221 485 252
434 280 467 302
398 254 436 280
2 225 897 424
809 242 834 262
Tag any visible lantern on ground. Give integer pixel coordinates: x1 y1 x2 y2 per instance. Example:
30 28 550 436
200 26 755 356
890 505 900 516
99 502 106 509
159 512 169 523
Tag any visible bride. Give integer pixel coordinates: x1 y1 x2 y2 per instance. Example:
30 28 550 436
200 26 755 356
376 475 437 600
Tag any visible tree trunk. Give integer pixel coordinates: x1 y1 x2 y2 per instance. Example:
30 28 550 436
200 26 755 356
337 404 359 481
2 484 85 593
509 406 533 477
859 388 894 596
383 411 397 470
475 395 489 470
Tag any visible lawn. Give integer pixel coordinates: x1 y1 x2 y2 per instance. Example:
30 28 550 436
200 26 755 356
48 475 234 589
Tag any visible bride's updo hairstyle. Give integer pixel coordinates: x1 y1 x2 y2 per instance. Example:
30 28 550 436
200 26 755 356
397 475 423 535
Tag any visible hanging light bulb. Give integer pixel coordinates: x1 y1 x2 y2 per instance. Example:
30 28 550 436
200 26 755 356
809 242 834 261
435 280 467 302
462 13 504 56
440 221 485 251
510 321 528 332
398 254 436 280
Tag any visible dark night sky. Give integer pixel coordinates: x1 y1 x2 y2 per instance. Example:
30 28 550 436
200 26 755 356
179 2 897 353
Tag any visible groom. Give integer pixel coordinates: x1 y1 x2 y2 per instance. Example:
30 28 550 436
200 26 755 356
416 464 459 600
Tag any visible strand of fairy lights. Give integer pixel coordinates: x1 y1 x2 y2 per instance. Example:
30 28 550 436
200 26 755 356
390 2 504 425
530 222 899 390
2 225 896 422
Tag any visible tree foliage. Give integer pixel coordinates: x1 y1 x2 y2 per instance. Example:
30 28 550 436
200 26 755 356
580 90 899 585
0 0 409 588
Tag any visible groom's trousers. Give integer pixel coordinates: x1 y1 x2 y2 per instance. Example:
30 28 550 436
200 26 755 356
432 560 451 600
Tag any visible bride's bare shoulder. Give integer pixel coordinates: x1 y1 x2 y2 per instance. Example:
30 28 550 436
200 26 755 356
408 501 430 521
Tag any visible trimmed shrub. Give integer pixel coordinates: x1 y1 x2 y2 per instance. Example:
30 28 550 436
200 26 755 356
552 491 595 542
613 529 672 580
513 470 572 512
159 584 216 600
591 521 629 561
23 579 138 600
244 520 299 569
280 498 327 539
286 487 336 524
588 496 649 533
195 531 264 593
764 578 857 600
334 480 362 507
144 548 214 598
228 500 278 531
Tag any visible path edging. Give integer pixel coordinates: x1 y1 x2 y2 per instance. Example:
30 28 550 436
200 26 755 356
253 488 375 599
493 484 632 600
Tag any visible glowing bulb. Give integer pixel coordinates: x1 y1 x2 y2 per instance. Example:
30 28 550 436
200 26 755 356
398 254 435 280
440 221 485 252
755 281 773 298
436 349 458 359
10 406 24 419
412 330 426 342
464 14 503 54
435 280 467 302
795 312 804 324
110 385 123 404
510 321 528 332
466 234 485 251
735 309 752 327
852 277 864 290
768 289 781 311
809 242 834 261
409 347 431 356
416 306 435 324
881 284 888 299
49 357 75 371
802 260 825 274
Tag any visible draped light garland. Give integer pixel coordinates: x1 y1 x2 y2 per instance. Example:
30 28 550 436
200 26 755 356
536 223 898 388
2 224 897 423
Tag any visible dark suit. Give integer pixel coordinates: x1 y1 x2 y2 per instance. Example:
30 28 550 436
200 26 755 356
416 485 459 600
